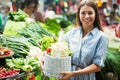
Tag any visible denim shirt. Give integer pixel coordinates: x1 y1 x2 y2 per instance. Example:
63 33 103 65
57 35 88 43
62 27 108 80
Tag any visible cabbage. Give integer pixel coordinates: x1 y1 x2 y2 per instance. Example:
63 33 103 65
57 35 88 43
50 41 72 57
3 20 27 36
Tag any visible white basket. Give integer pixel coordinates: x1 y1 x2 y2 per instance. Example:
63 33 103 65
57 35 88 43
43 53 71 78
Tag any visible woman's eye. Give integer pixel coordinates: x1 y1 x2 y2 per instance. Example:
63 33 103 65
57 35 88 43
81 12 85 14
80 11 93 16
88 12 93 15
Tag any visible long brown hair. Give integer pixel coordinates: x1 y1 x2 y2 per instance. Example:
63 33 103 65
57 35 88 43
76 0 103 31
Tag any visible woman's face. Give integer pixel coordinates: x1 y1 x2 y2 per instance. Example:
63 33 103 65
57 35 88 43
79 5 95 28
26 3 35 16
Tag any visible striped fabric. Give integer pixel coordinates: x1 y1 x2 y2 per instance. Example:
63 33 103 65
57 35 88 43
62 27 108 80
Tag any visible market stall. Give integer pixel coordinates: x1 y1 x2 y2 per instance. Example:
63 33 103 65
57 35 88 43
0 9 120 80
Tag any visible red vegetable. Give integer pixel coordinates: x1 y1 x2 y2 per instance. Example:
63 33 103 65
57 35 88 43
0 67 20 78
0 47 13 56
46 47 51 54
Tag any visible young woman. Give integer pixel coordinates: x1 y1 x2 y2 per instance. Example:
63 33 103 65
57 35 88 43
59 0 108 80
21 0 38 19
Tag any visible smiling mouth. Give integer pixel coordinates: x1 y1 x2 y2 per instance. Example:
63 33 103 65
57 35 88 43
83 20 90 23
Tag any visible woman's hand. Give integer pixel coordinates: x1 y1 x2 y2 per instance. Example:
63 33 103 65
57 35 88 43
59 71 73 80
40 59 44 71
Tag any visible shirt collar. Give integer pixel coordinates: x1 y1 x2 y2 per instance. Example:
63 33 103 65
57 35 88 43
76 27 99 36
89 27 99 36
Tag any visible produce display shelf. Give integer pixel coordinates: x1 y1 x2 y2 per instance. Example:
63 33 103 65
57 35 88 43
0 70 37 80
1 72 26 80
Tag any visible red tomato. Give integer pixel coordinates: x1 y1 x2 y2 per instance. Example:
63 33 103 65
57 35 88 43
46 47 51 54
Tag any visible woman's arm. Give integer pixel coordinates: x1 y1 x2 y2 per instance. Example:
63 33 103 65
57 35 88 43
59 64 101 80
72 64 101 76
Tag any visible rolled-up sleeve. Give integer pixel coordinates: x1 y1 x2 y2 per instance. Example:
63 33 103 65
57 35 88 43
92 35 108 67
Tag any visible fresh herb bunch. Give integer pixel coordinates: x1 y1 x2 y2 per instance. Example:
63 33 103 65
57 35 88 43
38 36 57 51
44 19 61 36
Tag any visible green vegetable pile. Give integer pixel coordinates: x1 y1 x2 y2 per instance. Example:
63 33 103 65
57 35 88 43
59 20 71 28
18 22 53 41
100 39 120 80
8 9 29 21
1 36 30 58
43 19 61 36
3 9 34 37
6 56 40 72
3 21 27 36
38 36 57 51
